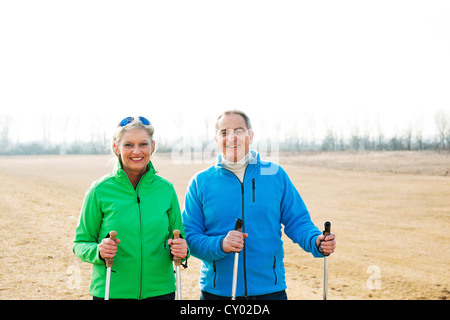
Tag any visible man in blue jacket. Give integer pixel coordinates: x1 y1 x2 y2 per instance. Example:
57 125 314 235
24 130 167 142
182 110 336 300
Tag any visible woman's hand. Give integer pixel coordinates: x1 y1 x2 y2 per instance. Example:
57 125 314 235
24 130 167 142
168 237 188 259
99 237 121 259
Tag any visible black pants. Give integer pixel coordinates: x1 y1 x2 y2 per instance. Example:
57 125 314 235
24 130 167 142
200 290 287 300
93 291 175 300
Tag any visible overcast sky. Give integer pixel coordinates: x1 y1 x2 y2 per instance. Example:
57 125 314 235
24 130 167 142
1 0 449 143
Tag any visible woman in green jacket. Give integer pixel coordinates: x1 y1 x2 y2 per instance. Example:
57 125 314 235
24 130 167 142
73 116 188 300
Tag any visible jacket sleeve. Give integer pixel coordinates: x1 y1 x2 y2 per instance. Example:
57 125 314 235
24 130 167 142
73 185 104 265
279 167 324 258
182 177 228 262
167 185 190 262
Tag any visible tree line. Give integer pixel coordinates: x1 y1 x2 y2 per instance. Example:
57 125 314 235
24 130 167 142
0 110 449 156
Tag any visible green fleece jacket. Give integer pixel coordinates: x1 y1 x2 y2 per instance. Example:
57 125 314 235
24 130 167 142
73 161 187 299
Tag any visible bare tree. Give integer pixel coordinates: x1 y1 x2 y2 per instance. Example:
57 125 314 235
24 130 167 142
41 115 53 143
338 129 345 151
414 118 423 150
435 109 449 151
321 127 337 151
306 116 316 149
362 116 372 151
404 125 412 151
375 116 384 151
0 115 13 151
60 115 71 145
349 120 361 151
284 120 300 151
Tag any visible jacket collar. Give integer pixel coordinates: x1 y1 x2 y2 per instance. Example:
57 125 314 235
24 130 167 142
113 160 156 187
215 150 260 169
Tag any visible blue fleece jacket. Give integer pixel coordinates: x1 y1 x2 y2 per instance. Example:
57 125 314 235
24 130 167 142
182 151 323 297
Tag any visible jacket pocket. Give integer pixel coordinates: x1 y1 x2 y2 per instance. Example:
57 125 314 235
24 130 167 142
252 178 256 202
212 261 217 288
273 256 277 285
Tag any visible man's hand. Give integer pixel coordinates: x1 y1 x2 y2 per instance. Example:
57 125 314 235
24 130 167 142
316 233 336 255
222 230 248 253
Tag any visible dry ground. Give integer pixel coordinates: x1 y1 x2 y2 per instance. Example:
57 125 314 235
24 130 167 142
0 151 449 300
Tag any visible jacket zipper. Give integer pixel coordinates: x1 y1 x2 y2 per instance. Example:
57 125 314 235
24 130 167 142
240 182 247 297
213 260 217 288
222 166 249 298
137 192 143 299
122 168 148 300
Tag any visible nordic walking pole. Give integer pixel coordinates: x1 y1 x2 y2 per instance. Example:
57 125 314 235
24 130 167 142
104 230 117 300
322 222 331 300
173 230 182 300
231 218 244 300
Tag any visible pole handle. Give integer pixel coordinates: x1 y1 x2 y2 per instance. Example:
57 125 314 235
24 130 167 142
234 218 244 232
323 221 331 236
322 222 331 257
105 231 117 268
173 230 181 266
109 231 117 241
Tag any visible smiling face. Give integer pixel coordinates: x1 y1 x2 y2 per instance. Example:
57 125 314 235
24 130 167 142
114 128 155 177
215 113 254 162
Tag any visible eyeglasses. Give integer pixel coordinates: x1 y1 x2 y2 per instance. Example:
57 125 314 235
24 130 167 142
119 116 151 127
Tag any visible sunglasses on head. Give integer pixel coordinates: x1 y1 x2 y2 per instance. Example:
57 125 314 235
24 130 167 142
119 116 151 127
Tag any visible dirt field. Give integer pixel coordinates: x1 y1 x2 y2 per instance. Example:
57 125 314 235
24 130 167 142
0 151 449 300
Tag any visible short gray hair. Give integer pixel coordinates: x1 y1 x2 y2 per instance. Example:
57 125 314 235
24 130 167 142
215 110 252 131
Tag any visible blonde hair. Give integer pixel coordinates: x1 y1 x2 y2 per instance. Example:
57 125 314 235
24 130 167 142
111 117 155 159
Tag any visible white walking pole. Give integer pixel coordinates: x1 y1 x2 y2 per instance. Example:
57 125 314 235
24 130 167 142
104 231 117 300
173 230 182 300
322 222 331 300
231 218 244 300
